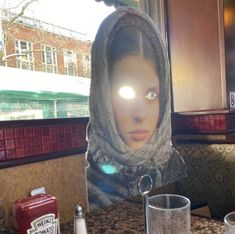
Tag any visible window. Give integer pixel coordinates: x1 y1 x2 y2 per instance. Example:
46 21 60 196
41 45 57 73
15 40 34 70
1 0 117 121
0 0 141 168
64 50 77 76
0 66 90 120
82 54 91 77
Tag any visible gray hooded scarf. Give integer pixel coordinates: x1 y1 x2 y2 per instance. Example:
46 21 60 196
86 6 186 209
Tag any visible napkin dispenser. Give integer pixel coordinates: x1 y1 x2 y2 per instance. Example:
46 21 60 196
12 189 60 234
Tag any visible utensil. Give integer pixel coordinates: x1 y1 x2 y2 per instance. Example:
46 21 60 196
138 174 153 234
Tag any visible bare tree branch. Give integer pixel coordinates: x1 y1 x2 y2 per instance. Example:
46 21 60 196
1 0 38 63
9 0 37 25
7 0 29 10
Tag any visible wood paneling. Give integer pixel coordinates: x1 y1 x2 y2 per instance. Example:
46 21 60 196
166 0 226 112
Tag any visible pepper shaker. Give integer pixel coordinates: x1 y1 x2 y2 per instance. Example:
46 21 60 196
74 205 87 234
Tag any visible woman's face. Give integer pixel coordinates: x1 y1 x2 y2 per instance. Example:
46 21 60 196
111 55 160 150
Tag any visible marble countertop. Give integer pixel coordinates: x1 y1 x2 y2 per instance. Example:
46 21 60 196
61 201 225 233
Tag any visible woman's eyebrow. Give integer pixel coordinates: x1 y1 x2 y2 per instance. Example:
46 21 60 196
146 86 159 92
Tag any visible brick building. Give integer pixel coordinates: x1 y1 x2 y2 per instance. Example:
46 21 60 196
0 10 92 120
1 11 92 78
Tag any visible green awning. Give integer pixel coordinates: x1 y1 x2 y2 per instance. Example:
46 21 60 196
0 90 89 102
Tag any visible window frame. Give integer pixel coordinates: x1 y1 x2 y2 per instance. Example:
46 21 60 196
63 50 78 76
82 53 91 77
15 39 34 70
41 44 58 74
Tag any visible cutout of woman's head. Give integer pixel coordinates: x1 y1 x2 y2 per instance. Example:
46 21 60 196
107 26 161 150
86 7 186 210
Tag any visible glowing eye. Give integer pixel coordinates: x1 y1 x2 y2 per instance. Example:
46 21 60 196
145 91 158 100
118 86 135 100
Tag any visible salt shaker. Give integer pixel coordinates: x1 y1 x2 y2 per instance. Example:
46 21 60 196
74 205 87 234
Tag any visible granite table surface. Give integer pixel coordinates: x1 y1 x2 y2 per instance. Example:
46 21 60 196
61 201 225 234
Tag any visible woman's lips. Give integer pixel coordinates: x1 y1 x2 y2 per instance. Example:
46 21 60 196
129 130 149 141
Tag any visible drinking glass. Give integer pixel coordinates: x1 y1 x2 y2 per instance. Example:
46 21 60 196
148 194 191 234
224 212 235 233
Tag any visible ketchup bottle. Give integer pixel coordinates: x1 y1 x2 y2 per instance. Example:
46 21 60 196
12 188 60 234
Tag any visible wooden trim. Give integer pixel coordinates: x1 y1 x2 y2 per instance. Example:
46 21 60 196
0 117 89 129
139 0 149 13
171 110 235 143
173 138 235 144
218 0 227 109
149 0 168 47
0 146 87 169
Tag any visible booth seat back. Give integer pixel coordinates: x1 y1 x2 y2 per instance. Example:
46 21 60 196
176 144 235 219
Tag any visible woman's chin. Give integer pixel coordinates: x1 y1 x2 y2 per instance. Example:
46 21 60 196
128 140 147 151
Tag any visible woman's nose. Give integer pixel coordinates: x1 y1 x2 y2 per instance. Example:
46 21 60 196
132 99 147 123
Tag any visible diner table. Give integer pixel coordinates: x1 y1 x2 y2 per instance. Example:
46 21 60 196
61 200 225 233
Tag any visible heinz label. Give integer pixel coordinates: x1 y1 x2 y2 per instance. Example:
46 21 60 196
27 214 58 234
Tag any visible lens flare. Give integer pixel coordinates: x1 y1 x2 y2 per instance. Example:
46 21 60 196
118 86 135 99
100 164 117 174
